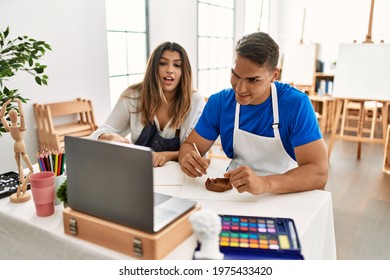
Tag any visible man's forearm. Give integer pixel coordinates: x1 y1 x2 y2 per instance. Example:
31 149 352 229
264 163 328 194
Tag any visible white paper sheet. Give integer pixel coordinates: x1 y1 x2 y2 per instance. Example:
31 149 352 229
153 161 184 186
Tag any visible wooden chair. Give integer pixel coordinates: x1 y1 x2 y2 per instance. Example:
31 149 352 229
34 98 98 150
341 100 383 139
328 99 389 160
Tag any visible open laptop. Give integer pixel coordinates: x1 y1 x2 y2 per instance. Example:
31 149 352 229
64 136 196 233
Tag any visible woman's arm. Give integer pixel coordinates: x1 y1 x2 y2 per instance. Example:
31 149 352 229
90 98 132 141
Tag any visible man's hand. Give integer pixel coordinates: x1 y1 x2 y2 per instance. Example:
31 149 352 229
180 150 211 178
224 165 267 195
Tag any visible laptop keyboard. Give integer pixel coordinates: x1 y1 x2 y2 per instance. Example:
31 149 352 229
0 171 30 199
154 208 176 225
154 193 171 205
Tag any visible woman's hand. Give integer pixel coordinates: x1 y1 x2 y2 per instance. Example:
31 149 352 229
152 151 179 167
152 152 168 167
98 132 130 144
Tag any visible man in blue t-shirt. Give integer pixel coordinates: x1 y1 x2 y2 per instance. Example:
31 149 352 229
178 32 328 195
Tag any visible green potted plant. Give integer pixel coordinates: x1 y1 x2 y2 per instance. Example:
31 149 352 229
56 179 68 207
0 26 51 136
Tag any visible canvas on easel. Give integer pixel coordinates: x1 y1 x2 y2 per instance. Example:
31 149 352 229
280 42 318 93
332 43 390 102
328 43 390 159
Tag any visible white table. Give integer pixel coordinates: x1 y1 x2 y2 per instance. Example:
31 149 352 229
0 161 336 260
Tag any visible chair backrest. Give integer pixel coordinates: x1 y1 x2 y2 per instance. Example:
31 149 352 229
34 98 97 150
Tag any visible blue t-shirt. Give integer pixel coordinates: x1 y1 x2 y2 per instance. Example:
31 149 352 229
195 82 322 160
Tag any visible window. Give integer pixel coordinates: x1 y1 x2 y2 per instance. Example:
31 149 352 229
197 0 234 98
105 0 148 108
244 0 269 34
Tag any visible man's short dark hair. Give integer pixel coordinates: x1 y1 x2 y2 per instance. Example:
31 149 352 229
235 32 279 70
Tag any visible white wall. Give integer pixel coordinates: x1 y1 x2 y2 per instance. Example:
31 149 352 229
148 0 198 86
271 0 390 72
148 0 247 93
0 0 110 173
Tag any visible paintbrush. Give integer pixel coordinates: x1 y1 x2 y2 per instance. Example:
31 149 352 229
192 143 213 179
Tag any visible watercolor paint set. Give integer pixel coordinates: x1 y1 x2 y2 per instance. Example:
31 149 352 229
218 214 304 260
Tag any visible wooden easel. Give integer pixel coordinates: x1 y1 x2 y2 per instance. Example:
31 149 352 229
364 0 375 44
299 8 306 45
328 0 390 160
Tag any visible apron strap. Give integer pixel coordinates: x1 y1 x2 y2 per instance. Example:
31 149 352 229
233 103 240 150
271 83 281 140
175 128 180 137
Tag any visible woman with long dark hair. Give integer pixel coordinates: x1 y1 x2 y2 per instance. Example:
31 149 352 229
91 42 205 166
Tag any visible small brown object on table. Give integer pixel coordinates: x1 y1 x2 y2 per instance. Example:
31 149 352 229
205 178 232 192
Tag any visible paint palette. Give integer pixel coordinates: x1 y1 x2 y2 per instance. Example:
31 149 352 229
218 214 303 260
0 171 30 199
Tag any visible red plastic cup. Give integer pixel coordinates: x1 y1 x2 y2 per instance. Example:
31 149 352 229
30 171 56 217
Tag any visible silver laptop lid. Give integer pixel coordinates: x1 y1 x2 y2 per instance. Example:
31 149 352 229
65 136 196 233
65 136 156 232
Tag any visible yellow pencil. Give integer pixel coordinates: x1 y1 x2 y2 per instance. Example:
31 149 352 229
54 151 58 175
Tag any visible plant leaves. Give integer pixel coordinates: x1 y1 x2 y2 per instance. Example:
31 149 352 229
35 76 42 85
4 26 10 38
0 26 51 134
18 96 28 103
35 67 44 74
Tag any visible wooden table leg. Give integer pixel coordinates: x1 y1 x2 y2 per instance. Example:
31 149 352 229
382 102 390 142
340 99 349 136
356 101 365 160
328 99 343 160
321 100 328 133
384 124 390 174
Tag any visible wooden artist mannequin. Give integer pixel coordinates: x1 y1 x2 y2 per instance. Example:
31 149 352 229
0 99 33 203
